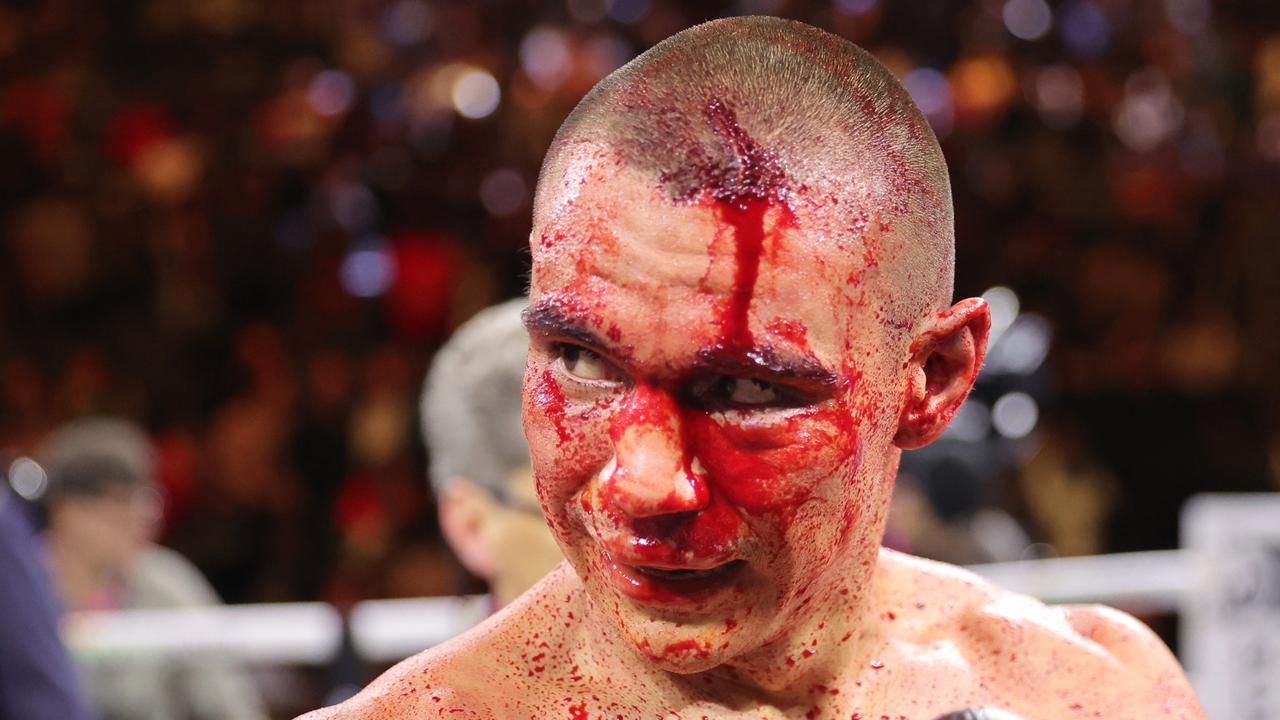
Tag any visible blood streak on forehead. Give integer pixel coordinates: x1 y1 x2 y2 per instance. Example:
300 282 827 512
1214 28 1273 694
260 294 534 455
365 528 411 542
680 98 799 357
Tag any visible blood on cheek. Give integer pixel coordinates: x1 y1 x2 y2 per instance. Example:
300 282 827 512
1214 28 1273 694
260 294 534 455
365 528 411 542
530 367 573 445
683 407 858 524
613 383 860 531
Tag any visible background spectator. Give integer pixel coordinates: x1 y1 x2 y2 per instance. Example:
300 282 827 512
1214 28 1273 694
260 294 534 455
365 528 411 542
36 417 268 720
422 298 562 608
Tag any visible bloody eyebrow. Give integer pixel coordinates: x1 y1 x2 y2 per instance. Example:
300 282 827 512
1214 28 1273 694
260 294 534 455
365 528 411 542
524 299 840 389
696 343 839 389
522 301 610 350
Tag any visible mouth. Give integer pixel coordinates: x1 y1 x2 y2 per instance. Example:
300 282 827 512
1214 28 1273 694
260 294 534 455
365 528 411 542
633 563 743 582
607 556 747 607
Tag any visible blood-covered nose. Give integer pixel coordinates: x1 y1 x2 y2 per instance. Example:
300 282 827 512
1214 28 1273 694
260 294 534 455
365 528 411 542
601 384 708 518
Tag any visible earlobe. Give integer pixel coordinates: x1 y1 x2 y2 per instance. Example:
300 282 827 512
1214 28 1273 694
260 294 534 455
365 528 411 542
438 477 499 581
893 298 991 450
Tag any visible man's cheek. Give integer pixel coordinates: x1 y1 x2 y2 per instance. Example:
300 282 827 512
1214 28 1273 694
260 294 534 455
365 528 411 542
685 411 859 522
526 371 613 498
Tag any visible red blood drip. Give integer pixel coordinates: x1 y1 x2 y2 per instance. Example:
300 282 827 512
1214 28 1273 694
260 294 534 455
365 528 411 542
697 98 794 356
715 198 770 352
568 701 588 720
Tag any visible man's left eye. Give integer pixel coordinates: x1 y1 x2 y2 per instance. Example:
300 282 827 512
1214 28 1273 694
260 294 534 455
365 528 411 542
702 376 782 408
557 344 623 383
727 377 779 405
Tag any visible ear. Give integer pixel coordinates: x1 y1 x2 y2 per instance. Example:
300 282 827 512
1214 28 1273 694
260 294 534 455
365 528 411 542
437 477 499 581
894 298 991 450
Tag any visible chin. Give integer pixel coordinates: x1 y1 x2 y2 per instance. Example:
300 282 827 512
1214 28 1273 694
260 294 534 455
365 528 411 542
589 573 782 676
613 603 747 674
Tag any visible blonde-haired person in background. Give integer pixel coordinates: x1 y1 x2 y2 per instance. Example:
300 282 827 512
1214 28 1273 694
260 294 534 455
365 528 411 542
422 298 563 608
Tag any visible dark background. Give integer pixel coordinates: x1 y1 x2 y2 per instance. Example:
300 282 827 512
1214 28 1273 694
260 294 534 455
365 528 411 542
1 0 1277 609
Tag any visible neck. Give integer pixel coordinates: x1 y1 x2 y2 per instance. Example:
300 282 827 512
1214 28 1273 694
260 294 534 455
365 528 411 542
715 529 886 697
714 450 901 698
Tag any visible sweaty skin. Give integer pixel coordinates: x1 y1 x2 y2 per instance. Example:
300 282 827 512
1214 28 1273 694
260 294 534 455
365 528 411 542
300 19 1205 720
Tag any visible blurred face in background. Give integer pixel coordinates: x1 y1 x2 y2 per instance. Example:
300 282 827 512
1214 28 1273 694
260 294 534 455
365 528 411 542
488 466 564 603
438 465 564 607
48 482 160 578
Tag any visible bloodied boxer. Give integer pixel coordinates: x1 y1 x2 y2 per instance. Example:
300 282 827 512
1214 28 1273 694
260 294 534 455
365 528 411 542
302 17 1205 720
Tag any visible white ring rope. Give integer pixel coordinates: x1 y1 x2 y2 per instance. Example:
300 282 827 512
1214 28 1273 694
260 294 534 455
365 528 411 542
61 550 1190 664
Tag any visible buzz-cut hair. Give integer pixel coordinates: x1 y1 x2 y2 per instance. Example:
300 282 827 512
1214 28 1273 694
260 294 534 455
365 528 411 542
421 298 531 500
534 16 955 330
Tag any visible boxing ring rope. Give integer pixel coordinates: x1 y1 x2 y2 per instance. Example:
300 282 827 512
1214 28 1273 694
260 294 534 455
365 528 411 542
62 549 1191 664
968 548 1190 612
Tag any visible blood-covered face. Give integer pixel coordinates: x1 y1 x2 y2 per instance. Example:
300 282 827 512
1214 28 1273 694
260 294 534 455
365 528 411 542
523 111 922 674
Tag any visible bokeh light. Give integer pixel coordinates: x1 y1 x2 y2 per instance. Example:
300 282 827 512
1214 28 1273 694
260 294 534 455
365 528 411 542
986 314 1052 376
7 456 48 501
584 32 634 80
1057 0 1111 59
992 392 1039 439
1164 0 1211 36
945 400 993 442
381 0 434 46
1114 68 1185 152
903 67 954 138
340 238 397 298
307 70 357 118
950 55 1017 125
606 0 651 25
450 68 501 119
1032 64 1085 129
1003 0 1053 41
982 285 1021 345
479 168 528 217
835 0 879 16
329 182 380 233
521 26 572 91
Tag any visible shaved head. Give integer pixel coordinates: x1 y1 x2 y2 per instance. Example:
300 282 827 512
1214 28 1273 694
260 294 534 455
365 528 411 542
534 16 954 335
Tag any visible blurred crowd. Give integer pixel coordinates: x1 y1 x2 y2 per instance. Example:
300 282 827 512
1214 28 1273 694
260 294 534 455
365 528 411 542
1 0 1278 621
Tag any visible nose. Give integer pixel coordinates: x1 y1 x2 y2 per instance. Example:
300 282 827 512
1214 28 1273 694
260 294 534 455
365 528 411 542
601 385 709 518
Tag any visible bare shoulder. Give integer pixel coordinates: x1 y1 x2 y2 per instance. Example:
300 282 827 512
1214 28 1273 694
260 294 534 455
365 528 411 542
1054 603 1204 710
876 549 1206 718
296 565 587 720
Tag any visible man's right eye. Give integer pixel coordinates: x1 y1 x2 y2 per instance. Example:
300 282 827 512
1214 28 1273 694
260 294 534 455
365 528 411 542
556 344 623 383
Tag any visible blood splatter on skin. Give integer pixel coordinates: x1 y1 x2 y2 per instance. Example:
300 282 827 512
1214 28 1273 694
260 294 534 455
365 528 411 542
531 368 573 445
296 17 1206 720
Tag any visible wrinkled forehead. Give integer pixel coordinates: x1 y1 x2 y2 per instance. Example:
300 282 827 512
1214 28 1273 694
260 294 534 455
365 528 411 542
529 147 892 373
532 139 862 267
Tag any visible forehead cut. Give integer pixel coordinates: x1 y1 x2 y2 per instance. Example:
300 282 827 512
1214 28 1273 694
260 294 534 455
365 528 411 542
533 16 956 332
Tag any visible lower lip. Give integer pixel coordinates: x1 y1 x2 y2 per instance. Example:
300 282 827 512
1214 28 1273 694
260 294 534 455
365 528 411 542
607 557 746 606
